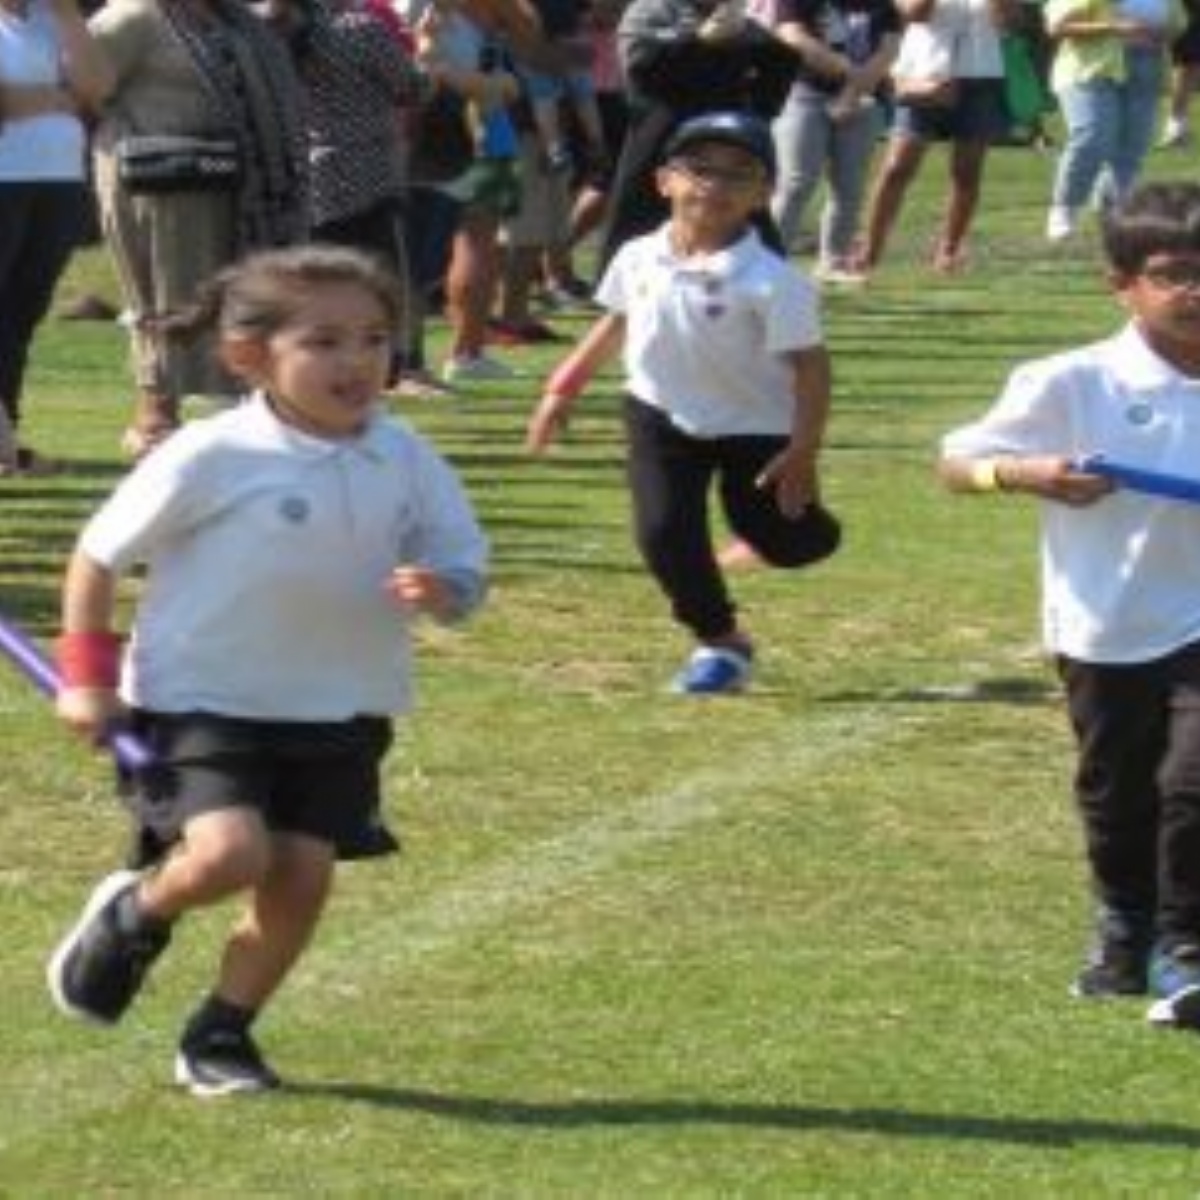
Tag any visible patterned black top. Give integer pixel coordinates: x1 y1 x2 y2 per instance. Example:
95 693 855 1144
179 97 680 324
303 0 432 225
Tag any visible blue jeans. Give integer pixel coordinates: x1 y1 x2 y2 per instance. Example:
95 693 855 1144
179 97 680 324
771 92 880 260
1053 46 1165 209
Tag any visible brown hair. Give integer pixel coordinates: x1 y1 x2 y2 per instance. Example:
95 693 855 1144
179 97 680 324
166 242 405 344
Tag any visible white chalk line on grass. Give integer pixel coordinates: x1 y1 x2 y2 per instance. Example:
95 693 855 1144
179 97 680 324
315 704 925 972
1 699 934 1148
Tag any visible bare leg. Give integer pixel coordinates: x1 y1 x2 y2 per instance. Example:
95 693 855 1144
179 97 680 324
212 834 335 1011
934 139 988 271
856 134 927 270
445 207 501 361
141 817 335 1013
138 809 272 919
121 386 180 460
496 242 543 326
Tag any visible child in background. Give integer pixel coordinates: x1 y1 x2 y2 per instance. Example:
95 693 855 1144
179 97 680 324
516 0 610 173
527 111 840 694
939 182 1200 1030
46 244 488 1095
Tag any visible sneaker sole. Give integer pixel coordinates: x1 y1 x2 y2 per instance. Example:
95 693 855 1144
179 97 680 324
173 1053 281 1098
1147 983 1200 1028
46 869 141 1025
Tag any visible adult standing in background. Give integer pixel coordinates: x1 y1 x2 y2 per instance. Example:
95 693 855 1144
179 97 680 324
1043 0 1181 242
87 0 308 457
753 0 900 284
597 0 797 271
0 0 113 475
854 0 1015 276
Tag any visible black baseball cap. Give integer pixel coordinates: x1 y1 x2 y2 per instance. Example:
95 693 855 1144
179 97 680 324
663 112 776 179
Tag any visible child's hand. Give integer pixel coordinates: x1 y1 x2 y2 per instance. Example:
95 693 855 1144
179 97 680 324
757 446 819 517
56 686 127 749
526 394 573 454
1002 456 1116 505
386 565 458 621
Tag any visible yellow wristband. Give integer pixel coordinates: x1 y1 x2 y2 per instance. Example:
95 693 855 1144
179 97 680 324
970 459 1000 493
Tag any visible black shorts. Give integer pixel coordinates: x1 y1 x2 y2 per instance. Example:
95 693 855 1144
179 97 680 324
891 78 1011 143
119 711 397 865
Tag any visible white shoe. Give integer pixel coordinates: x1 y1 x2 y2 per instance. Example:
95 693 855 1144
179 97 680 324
813 261 869 287
1046 206 1076 243
1159 120 1192 149
441 353 516 383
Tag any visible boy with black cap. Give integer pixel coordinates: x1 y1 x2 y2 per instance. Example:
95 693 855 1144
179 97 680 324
526 111 841 694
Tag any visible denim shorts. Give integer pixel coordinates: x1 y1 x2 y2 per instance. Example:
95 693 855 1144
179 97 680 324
891 77 1010 142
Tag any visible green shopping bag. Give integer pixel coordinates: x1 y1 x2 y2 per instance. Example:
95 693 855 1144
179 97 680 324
1001 34 1051 129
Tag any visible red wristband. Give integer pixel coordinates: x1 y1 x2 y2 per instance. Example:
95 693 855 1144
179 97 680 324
544 359 591 400
57 631 122 689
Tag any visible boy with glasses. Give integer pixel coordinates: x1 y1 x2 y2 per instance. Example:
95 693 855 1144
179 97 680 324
526 111 841 694
939 181 1200 1030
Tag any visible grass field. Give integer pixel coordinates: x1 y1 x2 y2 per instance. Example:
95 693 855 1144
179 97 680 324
5 139 1200 1196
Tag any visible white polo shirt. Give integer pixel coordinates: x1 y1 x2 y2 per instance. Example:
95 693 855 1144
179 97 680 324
80 396 488 719
596 225 823 438
941 322 1200 663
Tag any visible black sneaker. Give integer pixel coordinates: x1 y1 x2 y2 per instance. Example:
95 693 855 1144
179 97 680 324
1072 949 1150 998
46 870 171 1024
1071 918 1152 998
175 1028 282 1097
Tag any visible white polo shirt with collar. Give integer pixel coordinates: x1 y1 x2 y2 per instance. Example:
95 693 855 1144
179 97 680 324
942 322 1200 663
597 224 823 438
80 395 488 720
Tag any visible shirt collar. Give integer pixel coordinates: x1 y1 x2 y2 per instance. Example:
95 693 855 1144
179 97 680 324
1101 322 1200 391
246 391 390 462
650 223 764 277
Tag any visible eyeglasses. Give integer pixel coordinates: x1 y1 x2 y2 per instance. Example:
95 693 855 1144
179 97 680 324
1139 260 1200 292
667 158 766 189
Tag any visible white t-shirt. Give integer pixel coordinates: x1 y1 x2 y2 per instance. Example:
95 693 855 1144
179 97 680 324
597 225 823 438
80 396 488 719
941 323 1200 663
0 0 87 181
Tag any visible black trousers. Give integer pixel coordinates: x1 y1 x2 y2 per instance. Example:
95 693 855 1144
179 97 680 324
314 199 415 376
623 396 840 642
1058 642 1200 947
0 181 90 426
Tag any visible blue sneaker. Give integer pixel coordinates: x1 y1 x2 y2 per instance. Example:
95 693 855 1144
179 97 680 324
671 646 753 695
1146 944 1200 1028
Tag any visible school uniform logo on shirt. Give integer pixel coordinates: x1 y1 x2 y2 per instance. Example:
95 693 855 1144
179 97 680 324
279 496 310 524
1125 402 1155 426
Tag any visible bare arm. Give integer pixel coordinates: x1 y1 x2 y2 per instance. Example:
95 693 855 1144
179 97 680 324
49 0 115 113
527 313 626 453
938 454 1114 504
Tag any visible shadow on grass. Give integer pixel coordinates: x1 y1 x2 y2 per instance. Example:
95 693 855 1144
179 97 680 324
286 1084 1200 1148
